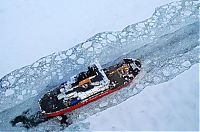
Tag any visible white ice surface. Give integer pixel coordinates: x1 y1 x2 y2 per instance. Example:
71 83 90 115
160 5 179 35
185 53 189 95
0 0 175 78
85 64 199 131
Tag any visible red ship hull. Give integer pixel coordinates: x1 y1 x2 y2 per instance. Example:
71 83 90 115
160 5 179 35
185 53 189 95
44 80 132 117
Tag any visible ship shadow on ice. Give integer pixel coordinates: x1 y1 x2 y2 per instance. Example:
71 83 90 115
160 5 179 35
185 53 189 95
10 109 73 129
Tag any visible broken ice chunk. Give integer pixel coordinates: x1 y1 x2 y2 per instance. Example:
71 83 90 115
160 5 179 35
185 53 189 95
162 69 170 76
83 41 92 48
99 102 108 107
77 58 85 64
5 89 14 96
181 61 191 68
17 95 23 100
107 34 116 41
22 90 26 95
32 90 37 95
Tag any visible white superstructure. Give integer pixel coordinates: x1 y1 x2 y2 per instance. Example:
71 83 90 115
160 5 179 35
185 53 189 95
57 61 110 101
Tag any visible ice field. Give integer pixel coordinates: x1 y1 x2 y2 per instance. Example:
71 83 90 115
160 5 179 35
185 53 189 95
0 0 199 131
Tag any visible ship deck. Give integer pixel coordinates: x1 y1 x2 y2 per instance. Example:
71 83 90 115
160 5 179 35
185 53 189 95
39 59 140 115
